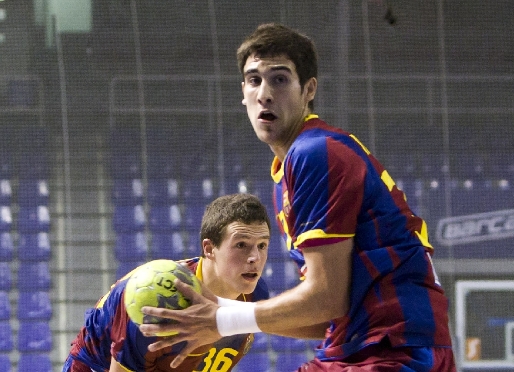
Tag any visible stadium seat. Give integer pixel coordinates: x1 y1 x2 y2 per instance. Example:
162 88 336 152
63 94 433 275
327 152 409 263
17 232 51 262
17 206 51 233
17 262 51 291
182 178 215 203
267 235 289 260
0 233 13 262
270 335 307 352
150 232 184 260
115 261 145 281
112 179 144 206
17 179 50 207
0 291 10 320
262 260 299 294
0 320 13 352
114 232 148 262
274 352 309 371
146 153 176 179
17 321 52 352
148 205 182 232
17 353 52 372
0 179 12 205
17 291 52 321
112 205 146 233
0 263 11 291
252 332 269 352
183 204 205 232
234 352 271 372
0 206 12 232
0 354 11 372
147 178 180 206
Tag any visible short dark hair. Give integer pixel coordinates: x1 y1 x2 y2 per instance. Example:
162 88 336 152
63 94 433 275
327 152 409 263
237 23 318 110
200 193 271 251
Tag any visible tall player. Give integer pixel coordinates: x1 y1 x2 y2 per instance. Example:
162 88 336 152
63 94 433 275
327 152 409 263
63 193 271 372
139 23 457 371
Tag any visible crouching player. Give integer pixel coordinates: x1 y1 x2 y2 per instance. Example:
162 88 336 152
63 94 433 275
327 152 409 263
63 193 271 372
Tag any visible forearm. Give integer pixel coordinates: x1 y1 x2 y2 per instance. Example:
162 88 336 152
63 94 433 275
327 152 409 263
255 276 346 334
271 322 328 339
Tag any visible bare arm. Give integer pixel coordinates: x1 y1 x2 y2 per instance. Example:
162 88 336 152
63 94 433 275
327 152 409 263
140 239 353 368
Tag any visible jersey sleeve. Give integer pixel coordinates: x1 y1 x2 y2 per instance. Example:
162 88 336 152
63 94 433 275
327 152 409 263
284 135 367 249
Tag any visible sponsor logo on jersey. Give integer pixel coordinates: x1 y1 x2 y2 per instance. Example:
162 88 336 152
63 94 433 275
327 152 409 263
436 209 514 245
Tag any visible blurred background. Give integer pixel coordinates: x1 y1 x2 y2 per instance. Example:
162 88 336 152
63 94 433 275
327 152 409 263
0 0 513 371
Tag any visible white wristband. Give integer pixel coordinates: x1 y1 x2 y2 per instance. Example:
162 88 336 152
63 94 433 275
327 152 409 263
216 303 261 337
216 296 254 307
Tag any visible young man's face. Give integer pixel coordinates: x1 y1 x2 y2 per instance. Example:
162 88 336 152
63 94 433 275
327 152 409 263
241 53 316 158
204 221 269 298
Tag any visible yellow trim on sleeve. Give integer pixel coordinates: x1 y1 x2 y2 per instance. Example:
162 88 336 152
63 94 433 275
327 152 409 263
415 220 433 250
304 114 319 122
294 229 354 248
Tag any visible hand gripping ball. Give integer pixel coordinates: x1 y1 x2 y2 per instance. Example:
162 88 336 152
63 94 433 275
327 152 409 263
124 259 202 336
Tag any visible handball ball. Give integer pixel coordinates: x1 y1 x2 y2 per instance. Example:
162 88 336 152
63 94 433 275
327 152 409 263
124 259 202 336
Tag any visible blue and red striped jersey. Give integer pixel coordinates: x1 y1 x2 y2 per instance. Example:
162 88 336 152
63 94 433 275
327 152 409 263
271 115 452 360
67 257 269 371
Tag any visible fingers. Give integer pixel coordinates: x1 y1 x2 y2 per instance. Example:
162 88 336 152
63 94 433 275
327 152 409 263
169 340 204 369
174 278 204 301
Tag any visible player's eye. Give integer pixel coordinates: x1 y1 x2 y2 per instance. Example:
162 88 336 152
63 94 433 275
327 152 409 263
258 242 268 250
273 75 288 85
236 242 247 249
247 76 261 86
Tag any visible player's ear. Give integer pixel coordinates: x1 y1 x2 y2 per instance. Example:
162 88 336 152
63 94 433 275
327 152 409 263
304 77 317 102
241 82 247 105
202 239 215 258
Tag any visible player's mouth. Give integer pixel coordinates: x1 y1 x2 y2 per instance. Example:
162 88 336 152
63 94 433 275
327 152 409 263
241 272 259 281
258 110 277 122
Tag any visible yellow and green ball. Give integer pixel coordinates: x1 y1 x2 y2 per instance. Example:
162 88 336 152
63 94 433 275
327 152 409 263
124 259 202 336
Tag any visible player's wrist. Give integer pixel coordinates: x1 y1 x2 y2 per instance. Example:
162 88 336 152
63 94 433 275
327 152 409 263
216 303 261 336
216 296 252 307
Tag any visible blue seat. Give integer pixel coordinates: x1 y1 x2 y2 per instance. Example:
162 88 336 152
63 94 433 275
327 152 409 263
234 352 271 372
148 205 182 232
0 179 12 205
251 333 269 352
17 262 51 291
17 232 51 262
148 178 180 206
17 353 52 372
267 235 289 260
17 206 51 233
270 335 307 352
0 320 13 352
0 233 13 262
183 204 205 232
182 178 215 203
274 352 308 371
17 179 50 207
0 206 12 232
262 260 298 294
115 261 145 281
0 354 11 372
114 232 148 262
150 232 185 260
112 205 146 233
17 291 52 321
0 263 11 291
0 291 10 320
112 178 144 206
17 321 52 352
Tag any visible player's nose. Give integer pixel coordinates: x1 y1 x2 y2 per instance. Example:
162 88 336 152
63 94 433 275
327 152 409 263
257 81 273 104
